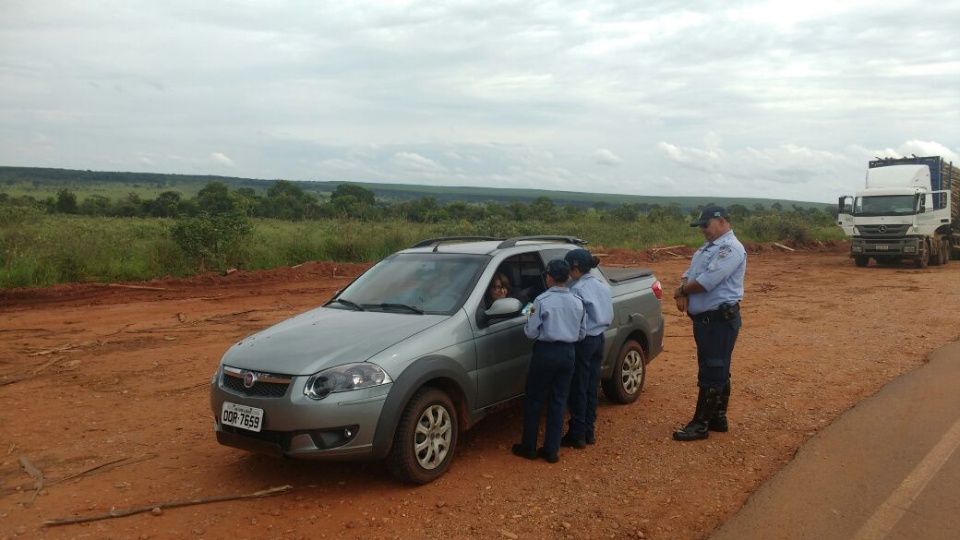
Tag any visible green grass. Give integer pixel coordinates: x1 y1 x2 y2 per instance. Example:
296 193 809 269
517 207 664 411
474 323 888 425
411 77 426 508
0 214 844 288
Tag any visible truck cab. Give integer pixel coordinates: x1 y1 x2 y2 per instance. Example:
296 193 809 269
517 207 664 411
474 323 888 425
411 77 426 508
839 157 957 268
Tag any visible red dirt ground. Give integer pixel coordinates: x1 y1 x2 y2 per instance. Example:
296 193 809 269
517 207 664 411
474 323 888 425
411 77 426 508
3 242 960 540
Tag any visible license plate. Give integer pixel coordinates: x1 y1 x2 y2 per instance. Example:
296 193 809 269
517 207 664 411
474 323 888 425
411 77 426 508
221 402 264 432
874 245 889 250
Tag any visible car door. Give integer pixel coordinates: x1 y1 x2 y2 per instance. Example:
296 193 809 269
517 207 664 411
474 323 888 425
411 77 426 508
471 252 545 407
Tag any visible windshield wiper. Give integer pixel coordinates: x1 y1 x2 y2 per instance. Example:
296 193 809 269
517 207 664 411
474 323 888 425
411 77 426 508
331 298 365 311
379 303 424 314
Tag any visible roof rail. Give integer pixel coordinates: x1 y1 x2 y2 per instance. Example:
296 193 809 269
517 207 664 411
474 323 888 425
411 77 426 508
496 235 587 249
408 236 503 249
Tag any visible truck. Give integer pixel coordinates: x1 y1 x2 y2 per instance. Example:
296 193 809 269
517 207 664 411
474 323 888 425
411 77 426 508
210 235 665 484
837 155 960 267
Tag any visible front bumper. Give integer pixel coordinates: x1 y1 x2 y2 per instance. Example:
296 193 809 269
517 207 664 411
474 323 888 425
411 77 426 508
210 366 391 460
851 237 921 257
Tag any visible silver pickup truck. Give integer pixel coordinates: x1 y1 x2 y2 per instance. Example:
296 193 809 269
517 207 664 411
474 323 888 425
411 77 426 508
210 236 664 483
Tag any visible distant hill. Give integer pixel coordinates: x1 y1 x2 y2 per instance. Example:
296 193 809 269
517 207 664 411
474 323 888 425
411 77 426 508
0 166 829 210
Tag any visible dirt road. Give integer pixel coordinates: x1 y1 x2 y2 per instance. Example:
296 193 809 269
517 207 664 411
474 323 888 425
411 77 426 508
3 245 960 540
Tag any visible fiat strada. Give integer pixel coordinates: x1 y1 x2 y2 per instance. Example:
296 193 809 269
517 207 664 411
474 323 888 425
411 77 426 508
210 236 664 483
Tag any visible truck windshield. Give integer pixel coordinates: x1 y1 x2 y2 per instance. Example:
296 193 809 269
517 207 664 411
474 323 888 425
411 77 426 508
854 195 916 216
332 253 488 314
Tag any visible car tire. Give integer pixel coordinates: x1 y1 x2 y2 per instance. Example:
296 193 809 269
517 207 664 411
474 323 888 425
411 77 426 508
387 387 458 485
854 255 869 267
601 339 646 405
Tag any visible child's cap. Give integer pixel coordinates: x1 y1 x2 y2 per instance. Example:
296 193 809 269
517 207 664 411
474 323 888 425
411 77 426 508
564 248 594 270
545 259 570 281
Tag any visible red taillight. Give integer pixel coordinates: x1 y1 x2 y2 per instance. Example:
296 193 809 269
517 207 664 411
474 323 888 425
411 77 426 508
652 280 663 300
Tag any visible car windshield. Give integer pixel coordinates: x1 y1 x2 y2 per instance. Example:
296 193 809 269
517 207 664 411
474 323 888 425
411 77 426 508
333 253 488 314
854 195 916 216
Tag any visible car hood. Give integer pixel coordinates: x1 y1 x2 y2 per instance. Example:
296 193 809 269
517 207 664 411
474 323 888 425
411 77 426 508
221 307 446 375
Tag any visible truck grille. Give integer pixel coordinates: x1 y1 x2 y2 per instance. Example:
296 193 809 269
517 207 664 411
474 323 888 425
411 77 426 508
857 224 909 237
222 366 292 398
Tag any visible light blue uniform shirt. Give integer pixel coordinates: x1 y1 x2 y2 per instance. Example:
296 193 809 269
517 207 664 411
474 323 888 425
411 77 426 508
569 272 613 337
524 286 586 343
683 229 747 315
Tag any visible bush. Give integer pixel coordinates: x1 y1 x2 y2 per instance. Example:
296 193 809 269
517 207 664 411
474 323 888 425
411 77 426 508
171 212 253 271
743 214 813 243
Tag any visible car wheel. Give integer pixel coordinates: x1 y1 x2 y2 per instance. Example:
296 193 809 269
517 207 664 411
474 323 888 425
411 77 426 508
387 387 458 485
601 339 646 405
854 255 869 267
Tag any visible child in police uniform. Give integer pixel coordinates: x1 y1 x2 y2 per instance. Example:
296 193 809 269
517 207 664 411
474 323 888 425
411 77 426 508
512 259 586 463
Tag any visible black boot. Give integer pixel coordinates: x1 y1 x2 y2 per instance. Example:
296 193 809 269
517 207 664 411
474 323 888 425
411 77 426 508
709 380 731 432
673 386 720 441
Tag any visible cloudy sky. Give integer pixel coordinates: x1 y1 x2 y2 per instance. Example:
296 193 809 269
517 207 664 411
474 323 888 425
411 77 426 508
2 1 958 204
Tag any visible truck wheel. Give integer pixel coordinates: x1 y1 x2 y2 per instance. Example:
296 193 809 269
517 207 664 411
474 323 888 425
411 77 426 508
915 242 929 268
601 339 646 405
942 238 950 266
387 387 458 485
854 255 869 267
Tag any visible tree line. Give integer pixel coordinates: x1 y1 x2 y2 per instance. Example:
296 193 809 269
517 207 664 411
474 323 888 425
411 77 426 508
0 179 838 224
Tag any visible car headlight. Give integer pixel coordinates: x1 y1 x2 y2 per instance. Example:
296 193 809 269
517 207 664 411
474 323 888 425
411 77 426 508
304 363 393 400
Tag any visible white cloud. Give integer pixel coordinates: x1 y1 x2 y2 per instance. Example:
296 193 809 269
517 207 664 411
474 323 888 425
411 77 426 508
391 152 447 173
211 152 236 168
593 149 623 166
894 141 960 163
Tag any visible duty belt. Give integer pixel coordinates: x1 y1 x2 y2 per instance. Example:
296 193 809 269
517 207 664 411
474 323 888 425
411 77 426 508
689 302 740 323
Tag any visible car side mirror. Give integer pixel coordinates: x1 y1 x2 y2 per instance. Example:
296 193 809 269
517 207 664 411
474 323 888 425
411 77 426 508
485 298 523 317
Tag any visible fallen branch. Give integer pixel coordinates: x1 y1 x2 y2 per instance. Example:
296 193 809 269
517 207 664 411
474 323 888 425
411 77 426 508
166 382 209 393
662 250 684 259
55 453 157 485
30 343 78 357
1 376 29 387
653 244 684 253
19 456 44 505
773 242 796 252
33 356 67 374
98 283 168 291
198 309 258 322
2 454 158 499
103 324 133 337
44 484 293 527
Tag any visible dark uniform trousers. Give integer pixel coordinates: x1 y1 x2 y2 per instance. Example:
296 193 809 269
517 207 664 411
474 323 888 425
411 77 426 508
691 306 741 389
567 333 604 438
522 341 576 455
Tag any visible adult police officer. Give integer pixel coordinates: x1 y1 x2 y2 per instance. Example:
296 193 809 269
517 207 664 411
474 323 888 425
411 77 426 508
673 205 746 441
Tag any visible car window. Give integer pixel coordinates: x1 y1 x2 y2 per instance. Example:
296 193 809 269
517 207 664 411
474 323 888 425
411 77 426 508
336 253 488 314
